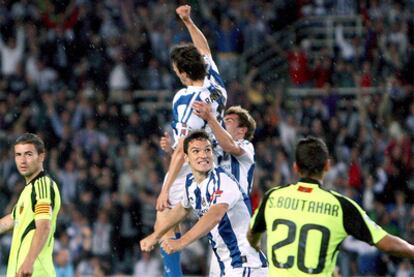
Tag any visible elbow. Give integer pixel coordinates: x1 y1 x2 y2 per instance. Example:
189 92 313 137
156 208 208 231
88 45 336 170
36 221 51 234
221 144 239 155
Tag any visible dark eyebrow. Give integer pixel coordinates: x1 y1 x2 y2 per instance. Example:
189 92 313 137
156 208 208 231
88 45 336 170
15 151 34 155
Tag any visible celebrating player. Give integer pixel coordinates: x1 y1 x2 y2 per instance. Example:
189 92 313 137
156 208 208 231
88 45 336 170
142 130 267 276
154 5 227 276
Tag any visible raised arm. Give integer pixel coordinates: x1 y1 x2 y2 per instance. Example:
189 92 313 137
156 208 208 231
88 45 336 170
176 5 211 57
161 203 228 254
156 137 185 211
193 101 245 156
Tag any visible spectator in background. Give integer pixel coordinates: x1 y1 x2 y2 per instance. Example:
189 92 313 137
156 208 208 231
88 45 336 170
215 16 242 81
112 193 142 271
242 10 267 51
91 210 112 262
0 24 25 77
55 249 74 277
287 42 311 86
133 252 162 277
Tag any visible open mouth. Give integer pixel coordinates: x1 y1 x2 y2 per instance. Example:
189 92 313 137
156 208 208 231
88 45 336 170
198 160 210 165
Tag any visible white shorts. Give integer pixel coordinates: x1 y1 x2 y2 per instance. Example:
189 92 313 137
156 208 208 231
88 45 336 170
209 266 268 277
163 163 191 206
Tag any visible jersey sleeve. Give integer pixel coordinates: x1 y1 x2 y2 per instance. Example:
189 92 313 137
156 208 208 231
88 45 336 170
203 55 220 74
334 193 388 244
212 173 241 209
236 140 255 162
250 188 275 234
33 177 53 220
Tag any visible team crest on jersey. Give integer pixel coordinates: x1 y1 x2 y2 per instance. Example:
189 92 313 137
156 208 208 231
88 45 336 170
19 203 24 214
210 189 223 201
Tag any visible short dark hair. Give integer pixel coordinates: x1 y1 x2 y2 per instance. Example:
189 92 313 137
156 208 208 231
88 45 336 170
295 136 328 177
183 130 211 154
170 44 206 81
14 133 45 154
225 106 256 141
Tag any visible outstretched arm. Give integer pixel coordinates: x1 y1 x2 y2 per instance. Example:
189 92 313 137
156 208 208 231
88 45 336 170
176 5 211 57
193 101 245 156
161 203 228 254
140 203 190 252
376 234 414 259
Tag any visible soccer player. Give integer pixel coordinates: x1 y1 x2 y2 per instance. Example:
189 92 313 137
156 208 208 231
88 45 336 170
0 133 61 277
155 4 227 276
141 130 267 276
194 104 257 276
248 136 414 276
192 103 256 196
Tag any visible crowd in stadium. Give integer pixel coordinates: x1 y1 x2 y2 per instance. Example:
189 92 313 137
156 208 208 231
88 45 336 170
0 0 413 275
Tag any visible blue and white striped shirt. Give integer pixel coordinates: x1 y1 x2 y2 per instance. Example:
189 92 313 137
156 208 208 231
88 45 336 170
181 167 267 273
171 56 227 147
220 139 255 197
165 56 227 205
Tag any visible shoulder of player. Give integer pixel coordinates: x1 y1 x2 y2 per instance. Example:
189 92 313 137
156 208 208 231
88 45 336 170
33 174 59 190
213 167 237 183
185 173 195 187
263 183 294 197
173 88 189 100
329 190 361 208
237 139 254 151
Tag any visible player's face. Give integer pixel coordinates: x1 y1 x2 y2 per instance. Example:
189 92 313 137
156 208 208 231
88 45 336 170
224 114 241 139
172 63 189 86
14 143 44 180
186 139 214 174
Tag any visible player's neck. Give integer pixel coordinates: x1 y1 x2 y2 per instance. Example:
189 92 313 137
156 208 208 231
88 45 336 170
24 168 43 184
300 174 323 183
188 80 204 87
193 171 209 184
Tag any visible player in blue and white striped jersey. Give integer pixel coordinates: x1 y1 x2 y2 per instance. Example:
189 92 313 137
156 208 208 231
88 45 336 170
154 5 227 276
141 131 267 276
193 104 256 196
192 104 257 276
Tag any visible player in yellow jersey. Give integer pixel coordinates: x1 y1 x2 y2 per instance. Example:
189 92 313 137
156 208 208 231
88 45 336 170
0 133 61 277
248 136 414 276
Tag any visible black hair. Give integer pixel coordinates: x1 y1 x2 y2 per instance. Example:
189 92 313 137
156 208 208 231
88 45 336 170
295 136 329 177
170 44 206 81
183 130 211 154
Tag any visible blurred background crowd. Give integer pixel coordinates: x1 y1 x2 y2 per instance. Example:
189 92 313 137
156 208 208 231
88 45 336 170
0 0 413 276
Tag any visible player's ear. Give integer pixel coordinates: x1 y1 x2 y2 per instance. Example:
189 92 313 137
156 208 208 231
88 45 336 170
240 126 248 137
184 153 189 163
323 159 331 173
39 152 46 163
293 162 300 174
